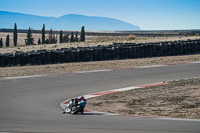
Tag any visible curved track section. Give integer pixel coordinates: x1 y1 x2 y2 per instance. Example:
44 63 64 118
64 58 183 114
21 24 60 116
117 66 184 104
0 62 200 133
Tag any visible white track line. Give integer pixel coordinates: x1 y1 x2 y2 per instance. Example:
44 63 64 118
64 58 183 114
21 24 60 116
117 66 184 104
112 86 140 91
189 61 200 64
137 65 165 68
75 69 111 74
2 75 44 80
156 117 200 121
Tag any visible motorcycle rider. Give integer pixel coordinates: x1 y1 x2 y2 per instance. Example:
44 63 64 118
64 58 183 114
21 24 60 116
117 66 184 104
79 96 86 113
62 96 86 114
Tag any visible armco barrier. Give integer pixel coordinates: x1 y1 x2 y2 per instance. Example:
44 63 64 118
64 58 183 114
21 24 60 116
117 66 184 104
0 39 200 67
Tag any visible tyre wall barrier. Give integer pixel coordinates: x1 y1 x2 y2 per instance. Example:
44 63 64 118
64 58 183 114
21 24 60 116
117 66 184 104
0 39 200 67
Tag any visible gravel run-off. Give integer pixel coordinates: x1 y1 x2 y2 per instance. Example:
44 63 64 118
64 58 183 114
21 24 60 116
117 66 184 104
87 78 200 119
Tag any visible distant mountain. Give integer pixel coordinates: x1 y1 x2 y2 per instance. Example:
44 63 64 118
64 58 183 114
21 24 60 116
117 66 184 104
0 11 140 31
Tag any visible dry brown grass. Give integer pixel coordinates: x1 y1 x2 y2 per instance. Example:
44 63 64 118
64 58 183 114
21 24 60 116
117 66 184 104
0 32 200 54
126 35 136 41
87 78 200 119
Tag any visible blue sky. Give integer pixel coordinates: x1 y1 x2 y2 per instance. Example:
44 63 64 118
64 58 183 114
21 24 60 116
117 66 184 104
0 0 200 30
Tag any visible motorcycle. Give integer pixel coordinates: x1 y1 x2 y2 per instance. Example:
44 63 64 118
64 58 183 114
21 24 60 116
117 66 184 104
62 101 85 114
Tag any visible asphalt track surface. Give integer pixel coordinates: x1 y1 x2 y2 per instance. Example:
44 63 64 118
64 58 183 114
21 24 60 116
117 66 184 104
0 62 200 133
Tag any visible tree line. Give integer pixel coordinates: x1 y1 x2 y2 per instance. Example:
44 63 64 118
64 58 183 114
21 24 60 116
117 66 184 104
0 23 85 48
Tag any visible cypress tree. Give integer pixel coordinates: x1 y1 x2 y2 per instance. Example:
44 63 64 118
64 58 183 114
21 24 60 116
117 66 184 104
48 28 53 44
42 24 45 44
6 34 10 47
74 31 79 42
26 27 34 45
52 34 58 44
13 23 18 46
0 38 3 48
70 32 74 42
46 29 57 44
38 38 41 45
63 33 70 43
80 26 85 42
59 30 63 43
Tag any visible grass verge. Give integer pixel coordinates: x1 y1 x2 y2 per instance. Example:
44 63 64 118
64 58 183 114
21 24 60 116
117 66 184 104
0 54 200 78
87 78 200 119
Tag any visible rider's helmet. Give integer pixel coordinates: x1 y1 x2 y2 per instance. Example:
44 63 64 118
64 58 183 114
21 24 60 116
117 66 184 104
80 96 84 100
81 96 86 102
